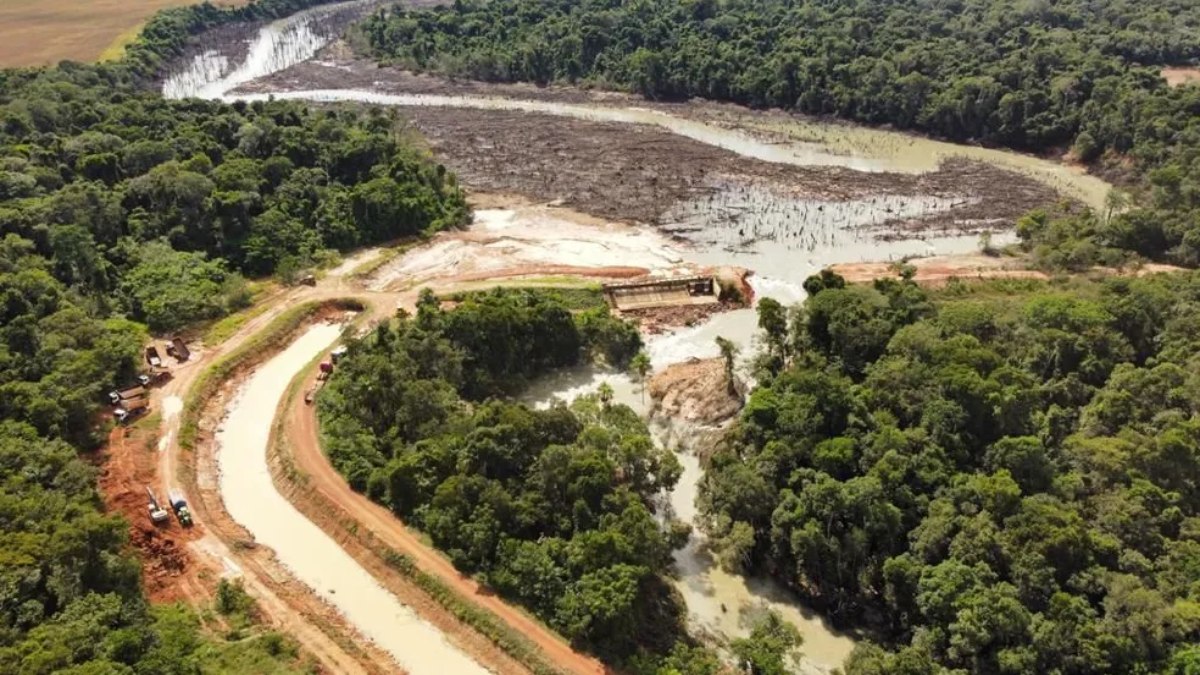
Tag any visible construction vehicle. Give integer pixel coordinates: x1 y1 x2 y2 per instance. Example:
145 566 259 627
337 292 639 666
114 396 149 424
145 345 163 368
166 337 190 361
317 361 333 381
167 489 193 527
137 369 169 387
109 385 146 406
146 487 170 524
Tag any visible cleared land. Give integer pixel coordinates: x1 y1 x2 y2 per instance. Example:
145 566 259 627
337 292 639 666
0 0 245 67
1162 66 1200 87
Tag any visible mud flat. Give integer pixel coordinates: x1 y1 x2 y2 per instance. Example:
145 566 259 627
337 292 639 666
239 88 1062 238
244 54 1111 209
364 200 695 292
215 322 487 675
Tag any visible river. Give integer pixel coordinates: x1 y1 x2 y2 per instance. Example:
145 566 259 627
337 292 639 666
165 4 1111 672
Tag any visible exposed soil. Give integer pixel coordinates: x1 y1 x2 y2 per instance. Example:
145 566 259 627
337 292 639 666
624 303 739 336
243 56 1062 237
98 425 203 604
278 341 608 675
648 358 743 427
0 0 246 68
830 253 1049 286
402 108 1054 232
1162 66 1200 88
829 254 1187 286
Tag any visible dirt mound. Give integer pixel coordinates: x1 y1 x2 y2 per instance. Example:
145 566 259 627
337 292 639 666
625 304 731 335
130 525 189 592
649 357 743 426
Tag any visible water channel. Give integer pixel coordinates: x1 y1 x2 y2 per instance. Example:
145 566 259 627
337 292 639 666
165 4 1113 672
215 322 488 673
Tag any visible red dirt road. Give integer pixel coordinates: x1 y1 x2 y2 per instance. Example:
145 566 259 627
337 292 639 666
284 359 609 675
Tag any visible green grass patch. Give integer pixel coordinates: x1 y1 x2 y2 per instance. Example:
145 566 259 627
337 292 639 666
179 298 363 451
202 302 272 347
347 238 425 280
380 549 565 675
442 284 607 311
98 21 146 62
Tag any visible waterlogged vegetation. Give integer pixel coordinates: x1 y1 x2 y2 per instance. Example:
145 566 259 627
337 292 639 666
700 271 1200 674
365 0 1200 268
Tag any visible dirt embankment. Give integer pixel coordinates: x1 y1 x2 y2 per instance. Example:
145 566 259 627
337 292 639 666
1162 66 1200 88
830 254 1049 286
649 358 743 427
830 254 1187 286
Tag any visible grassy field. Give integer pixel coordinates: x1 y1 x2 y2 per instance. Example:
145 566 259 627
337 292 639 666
0 0 247 68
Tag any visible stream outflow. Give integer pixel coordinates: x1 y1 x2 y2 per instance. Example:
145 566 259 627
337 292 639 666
165 6 1114 672
215 323 489 674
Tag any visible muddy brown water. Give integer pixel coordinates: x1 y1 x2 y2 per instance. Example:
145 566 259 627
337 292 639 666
216 322 488 674
167 4 1113 671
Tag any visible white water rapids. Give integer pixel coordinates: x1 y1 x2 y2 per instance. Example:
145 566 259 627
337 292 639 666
162 4 1113 672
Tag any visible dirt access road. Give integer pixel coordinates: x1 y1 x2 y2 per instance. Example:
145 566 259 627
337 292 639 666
105 217 632 673
140 273 392 674
283 358 608 675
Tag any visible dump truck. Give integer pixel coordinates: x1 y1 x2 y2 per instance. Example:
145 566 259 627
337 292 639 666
146 487 170 524
167 489 193 527
167 337 190 362
109 385 146 406
137 370 169 387
115 396 149 424
145 345 163 368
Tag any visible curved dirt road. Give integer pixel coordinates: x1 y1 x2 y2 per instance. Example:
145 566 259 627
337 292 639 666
136 238 620 674
282 338 609 675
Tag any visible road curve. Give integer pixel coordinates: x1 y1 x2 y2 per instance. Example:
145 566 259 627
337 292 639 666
282 317 610 675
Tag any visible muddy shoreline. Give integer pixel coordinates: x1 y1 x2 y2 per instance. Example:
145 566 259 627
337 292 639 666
237 55 1064 241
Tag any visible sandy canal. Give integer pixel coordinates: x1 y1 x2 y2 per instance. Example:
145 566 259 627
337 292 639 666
215 322 488 675
166 4 1120 672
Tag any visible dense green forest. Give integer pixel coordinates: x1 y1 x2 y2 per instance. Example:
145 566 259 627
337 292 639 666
0 0 467 671
700 271 1200 674
0 67 467 330
316 289 693 663
363 0 1200 267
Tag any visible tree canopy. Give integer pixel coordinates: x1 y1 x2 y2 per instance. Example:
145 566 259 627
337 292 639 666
363 0 1200 267
317 290 701 664
702 271 1200 674
0 0 466 671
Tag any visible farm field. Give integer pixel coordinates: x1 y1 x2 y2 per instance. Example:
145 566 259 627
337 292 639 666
0 0 245 67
